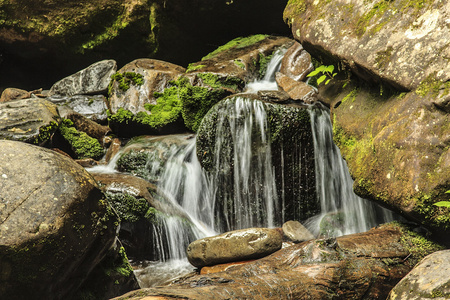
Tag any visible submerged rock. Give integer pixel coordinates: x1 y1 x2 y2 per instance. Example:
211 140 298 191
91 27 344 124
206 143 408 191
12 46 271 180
114 223 443 300
0 140 120 299
186 228 283 268
0 98 60 145
388 249 450 300
49 60 117 96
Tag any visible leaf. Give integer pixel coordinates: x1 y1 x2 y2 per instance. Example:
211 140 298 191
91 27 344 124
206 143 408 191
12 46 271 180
445 190 450 194
325 65 335 73
433 201 450 208
325 79 331 85
333 73 338 77
317 75 327 85
307 69 321 77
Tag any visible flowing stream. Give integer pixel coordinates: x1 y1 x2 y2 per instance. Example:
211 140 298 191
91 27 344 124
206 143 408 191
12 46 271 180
88 48 394 287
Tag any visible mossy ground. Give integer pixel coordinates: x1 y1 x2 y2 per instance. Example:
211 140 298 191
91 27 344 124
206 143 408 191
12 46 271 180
201 34 269 61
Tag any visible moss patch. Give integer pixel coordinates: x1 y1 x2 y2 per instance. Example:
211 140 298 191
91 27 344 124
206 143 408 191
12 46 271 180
109 72 144 93
58 119 104 160
201 34 269 61
105 192 152 223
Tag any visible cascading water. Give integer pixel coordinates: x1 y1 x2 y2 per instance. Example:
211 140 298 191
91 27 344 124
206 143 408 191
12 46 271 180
306 103 394 236
89 48 395 287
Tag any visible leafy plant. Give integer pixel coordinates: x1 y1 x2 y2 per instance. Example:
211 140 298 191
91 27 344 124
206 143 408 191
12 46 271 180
307 65 337 85
433 190 450 208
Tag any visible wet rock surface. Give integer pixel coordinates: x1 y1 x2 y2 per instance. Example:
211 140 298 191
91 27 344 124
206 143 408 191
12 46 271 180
186 228 283 268
282 220 315 242
0 140 120 299
0 98 59 144
114 223 441 300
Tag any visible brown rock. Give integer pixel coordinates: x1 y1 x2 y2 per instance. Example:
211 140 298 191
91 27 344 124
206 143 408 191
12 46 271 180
0 88 30 102
113 223 442 300
279 42 314 81
200 260 255 275
282 220 315 242
108 59 186 115
276 72 317 103
186 228 283 268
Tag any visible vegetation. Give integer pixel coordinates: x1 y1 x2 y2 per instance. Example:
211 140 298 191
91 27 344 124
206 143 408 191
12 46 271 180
202 34 269 60
307 65 337 85
58 119 104 160
105 192 152 223
433 191 450 208
110 72 144 93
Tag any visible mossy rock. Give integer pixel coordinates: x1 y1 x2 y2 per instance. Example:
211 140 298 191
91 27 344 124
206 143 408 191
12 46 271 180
328 77 450 240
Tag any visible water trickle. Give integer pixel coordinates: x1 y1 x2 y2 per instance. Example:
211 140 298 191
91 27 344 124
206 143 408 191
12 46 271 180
306 103 394 237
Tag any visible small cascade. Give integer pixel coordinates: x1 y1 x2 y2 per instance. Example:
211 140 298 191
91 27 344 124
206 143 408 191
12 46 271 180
245 47 287 93
207 97 279 231
307 103 394 237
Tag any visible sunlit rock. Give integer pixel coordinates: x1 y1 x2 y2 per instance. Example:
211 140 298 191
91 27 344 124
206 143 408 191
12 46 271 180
48 94 109 123
49 60 117 96
388 249 450 300
276 72 317 103
186 227 283 268
279 41 314 82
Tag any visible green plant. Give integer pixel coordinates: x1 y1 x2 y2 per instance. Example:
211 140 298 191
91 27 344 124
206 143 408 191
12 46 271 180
434 190 450 208
307 65 337 85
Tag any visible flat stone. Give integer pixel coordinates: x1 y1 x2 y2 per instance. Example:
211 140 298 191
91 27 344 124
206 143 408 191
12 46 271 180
276 72 317 103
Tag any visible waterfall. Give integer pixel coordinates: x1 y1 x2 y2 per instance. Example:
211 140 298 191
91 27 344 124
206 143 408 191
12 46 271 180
307 103 394 237
207 97 279 231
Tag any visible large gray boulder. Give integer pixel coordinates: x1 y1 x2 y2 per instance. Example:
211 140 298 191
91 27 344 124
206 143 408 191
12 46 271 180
187 227 283 268
0 98 60 145
49 60 117 96
284 0 450 90
0 140 120 299
388 250 450 300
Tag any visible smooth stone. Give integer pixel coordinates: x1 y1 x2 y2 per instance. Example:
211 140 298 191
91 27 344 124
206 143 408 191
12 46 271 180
282 220 315 242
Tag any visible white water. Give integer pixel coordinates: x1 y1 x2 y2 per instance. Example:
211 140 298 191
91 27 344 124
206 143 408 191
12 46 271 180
88 50 395 287
306 103 394 236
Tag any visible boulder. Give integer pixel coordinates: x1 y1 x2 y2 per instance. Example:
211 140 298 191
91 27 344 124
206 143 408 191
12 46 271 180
283 0 450 91
276 72 317 103
108 59 185 115
0 88 42 103
0 98 60 145
388 249 450 300
279 41 314 82
48 94 109 123
113 223 444 300
186 228 283 268
282 220 315 242
0 140 120 299
49 60 117 96
330 80 450 237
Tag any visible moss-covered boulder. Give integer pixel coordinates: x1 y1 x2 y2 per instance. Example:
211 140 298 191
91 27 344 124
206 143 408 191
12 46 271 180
0 140 120 299
324 78 450 238
283 0 450 91
0 98 60 145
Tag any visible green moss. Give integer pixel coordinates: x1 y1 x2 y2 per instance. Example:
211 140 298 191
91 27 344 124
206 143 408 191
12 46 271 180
375 46 393 70
116 149 149 176
105 192 152 223
186 63 206 73
284 0 307 25
341 87 358 103
355 0 390 36
110 72 144 92
258 53 274 79
34 120 59 145
58 119 104 160
201 34 269 61
234 59 245 69
391 222 445 266
415 72 450 97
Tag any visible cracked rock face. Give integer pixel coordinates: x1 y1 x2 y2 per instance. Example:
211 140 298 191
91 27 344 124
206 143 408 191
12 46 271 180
284 0 450 90
0 140 118 299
